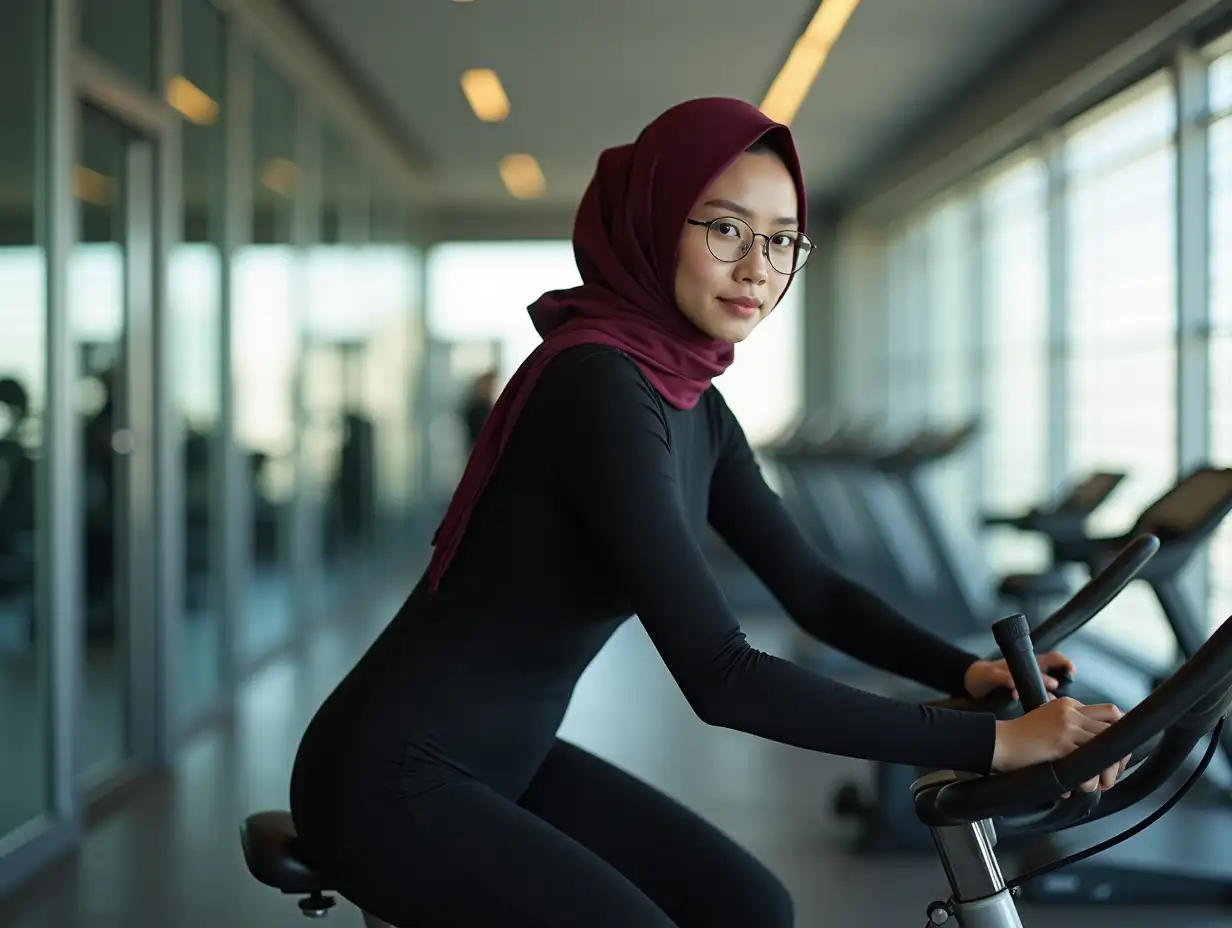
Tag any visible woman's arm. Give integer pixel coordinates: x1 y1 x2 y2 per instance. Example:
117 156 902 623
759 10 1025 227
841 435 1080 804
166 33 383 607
705 393 980 698
544 348 994 774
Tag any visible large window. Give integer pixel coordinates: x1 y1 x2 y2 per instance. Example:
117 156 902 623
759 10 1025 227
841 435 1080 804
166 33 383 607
921 198 980 548
833 223 890 423
427 241 579 383
1063 74 1178 658
1210 49 1232 630
980 156 1051 575
925 199 977 426
712 272 804 447
884 225 930 434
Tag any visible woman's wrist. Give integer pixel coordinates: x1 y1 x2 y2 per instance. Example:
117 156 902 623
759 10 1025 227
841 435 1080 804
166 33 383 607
991 718 1013 773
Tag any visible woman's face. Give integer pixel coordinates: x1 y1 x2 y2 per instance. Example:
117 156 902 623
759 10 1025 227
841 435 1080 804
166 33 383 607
673 150 801 344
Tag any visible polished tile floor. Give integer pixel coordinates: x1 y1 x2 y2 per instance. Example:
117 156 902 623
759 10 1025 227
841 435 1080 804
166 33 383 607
4 584 1231 927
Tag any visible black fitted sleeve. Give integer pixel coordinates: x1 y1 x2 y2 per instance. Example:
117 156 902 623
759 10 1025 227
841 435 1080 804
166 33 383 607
546 350 995 776
706 396 980 699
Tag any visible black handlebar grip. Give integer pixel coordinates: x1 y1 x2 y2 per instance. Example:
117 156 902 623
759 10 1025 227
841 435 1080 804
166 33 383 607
932 613 1232 825
993 613 1049 713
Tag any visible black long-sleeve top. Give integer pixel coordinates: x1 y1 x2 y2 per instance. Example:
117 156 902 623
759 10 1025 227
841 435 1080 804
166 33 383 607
290 345 996 814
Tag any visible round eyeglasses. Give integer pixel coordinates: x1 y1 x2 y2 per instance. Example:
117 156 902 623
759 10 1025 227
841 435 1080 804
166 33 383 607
686 216 813 275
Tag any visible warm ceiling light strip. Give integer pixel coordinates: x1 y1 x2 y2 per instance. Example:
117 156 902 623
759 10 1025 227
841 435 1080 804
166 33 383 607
166 74 220 125
760 0 863 125
500 154 545 200
461 68 510 122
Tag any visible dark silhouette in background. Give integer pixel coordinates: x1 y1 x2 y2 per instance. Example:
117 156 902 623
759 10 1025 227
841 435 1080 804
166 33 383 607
461 369 499 452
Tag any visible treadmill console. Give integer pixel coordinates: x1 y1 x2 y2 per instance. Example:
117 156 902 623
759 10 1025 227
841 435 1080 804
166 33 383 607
1137 468 1232 538
1061 471 1126 514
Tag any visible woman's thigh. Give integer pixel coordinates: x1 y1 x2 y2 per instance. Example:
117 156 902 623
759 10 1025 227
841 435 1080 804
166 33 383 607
333 775 680 928
517 739 795 928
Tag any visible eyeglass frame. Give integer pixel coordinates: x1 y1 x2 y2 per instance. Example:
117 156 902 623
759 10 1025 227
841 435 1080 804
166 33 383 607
685 216 813 275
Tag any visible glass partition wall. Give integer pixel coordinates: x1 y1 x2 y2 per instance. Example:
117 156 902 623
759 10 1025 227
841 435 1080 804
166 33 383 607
0 0 427 899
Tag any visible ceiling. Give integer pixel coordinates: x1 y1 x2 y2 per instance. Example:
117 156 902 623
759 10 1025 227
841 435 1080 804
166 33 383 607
292 0 1072 214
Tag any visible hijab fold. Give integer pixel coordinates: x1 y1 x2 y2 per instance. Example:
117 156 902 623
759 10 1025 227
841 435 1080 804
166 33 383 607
426 97 808 592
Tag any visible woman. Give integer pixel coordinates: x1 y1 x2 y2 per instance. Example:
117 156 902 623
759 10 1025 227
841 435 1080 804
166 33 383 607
289 97 1126 928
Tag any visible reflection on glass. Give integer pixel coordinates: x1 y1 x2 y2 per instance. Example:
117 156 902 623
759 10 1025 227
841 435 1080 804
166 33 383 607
0 0 50 840
235 53 298 663
174 0 227 723
81 0 156 91
980 157 1050 576
1063 78 1178 661
74 107 135 782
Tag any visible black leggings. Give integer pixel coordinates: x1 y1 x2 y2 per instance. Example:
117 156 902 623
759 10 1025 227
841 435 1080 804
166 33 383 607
325 739 795 927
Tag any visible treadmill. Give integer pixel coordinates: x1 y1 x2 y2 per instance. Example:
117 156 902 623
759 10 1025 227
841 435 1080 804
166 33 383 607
828 467 1188 856
982 470 1127 558
858 421 1073 642
1015 465 1232 905
771 430 925 616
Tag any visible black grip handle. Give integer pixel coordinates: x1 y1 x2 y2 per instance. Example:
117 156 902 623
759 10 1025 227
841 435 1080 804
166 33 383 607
933 612 1232 823
992 613 1049 712
1030 534 1160 653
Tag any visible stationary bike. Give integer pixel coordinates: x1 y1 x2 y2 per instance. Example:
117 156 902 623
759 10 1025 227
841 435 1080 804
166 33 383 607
913 537 1232 926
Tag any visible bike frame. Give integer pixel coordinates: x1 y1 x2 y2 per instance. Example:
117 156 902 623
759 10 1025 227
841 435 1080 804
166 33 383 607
916 771 1024 928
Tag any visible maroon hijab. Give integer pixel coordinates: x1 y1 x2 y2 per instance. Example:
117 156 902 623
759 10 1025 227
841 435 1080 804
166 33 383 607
427 97 808 592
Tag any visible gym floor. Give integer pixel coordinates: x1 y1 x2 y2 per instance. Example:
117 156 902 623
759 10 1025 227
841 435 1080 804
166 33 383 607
4 584 1229 928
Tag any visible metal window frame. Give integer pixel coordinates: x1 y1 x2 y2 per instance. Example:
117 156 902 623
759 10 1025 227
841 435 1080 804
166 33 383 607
72 3 170 814
0 0 82 899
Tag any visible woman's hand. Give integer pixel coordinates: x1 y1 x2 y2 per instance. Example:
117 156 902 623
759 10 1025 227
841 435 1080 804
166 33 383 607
992 697 1131 792
964 652 1076 700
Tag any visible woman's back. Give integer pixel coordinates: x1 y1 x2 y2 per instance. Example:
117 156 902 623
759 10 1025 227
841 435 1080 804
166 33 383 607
290 344 736 826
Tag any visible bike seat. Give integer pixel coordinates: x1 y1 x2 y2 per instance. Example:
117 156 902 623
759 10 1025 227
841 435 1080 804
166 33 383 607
240 810 329 896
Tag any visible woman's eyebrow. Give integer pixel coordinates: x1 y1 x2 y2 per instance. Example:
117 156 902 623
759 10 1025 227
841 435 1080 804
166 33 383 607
702 198 798 227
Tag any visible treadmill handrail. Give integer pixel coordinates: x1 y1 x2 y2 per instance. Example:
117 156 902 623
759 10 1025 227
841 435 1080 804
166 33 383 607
930 612 1232 825
877 420 980 470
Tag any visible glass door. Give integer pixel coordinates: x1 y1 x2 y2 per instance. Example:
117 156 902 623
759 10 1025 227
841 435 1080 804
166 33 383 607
73 104 159 793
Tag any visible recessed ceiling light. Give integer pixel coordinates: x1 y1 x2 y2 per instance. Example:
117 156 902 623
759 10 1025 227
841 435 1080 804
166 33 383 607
500 154 545 200
460 68 510 122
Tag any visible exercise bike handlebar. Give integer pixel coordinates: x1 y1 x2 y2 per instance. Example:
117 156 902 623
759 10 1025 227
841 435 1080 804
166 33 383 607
924 611 1232 827
1029 533 1160 652
926 534 1161 717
